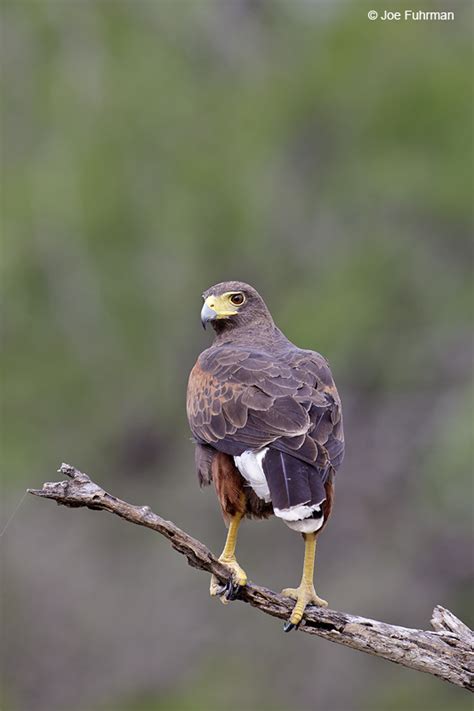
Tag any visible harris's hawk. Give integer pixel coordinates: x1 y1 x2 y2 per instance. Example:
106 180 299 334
187 281 344 630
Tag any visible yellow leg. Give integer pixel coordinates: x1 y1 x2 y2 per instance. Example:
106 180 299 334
282 532 327 630
210 511 247 603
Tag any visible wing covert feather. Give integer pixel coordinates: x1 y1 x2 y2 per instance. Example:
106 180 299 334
187 343 344 470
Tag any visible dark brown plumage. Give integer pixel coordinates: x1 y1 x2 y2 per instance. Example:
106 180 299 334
187 281 344 520
186 281 344 628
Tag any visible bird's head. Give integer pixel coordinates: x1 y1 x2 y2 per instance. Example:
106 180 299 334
200 281 274 334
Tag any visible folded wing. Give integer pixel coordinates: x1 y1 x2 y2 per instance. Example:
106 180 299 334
187 344 344 476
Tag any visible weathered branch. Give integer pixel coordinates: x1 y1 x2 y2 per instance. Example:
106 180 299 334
28 463 473 691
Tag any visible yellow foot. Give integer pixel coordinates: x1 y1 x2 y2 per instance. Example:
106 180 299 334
210 557 247 604
281 584 328 630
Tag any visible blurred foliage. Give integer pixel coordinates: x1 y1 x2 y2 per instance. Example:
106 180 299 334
1 1 473 711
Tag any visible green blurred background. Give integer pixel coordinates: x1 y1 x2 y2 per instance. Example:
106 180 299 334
2 1 473 710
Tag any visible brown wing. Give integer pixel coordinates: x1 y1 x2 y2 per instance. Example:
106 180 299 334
187 344 344 473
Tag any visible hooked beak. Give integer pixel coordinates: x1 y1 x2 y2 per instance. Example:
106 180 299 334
201 302 217 329
200 294 239 329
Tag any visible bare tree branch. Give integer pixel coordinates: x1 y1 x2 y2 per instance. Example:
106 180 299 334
28 463 473 692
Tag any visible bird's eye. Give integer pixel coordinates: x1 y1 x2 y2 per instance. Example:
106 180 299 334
230 293 245 306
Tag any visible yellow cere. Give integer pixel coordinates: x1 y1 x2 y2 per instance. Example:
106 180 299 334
204 293 242 318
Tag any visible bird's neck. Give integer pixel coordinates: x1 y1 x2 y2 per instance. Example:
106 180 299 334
212 320 286 347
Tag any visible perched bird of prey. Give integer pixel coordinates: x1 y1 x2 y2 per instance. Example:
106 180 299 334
187 281 344 630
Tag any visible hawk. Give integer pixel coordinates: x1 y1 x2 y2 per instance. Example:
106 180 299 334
186 281 344 630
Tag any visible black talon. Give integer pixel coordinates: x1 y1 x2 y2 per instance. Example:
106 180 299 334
214 579 237 600
224 579 241 601
283 620 298 633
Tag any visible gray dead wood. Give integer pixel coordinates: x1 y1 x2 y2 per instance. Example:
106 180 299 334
28 463 473 691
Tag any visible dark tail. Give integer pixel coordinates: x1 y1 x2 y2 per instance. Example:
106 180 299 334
262 448 326 511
